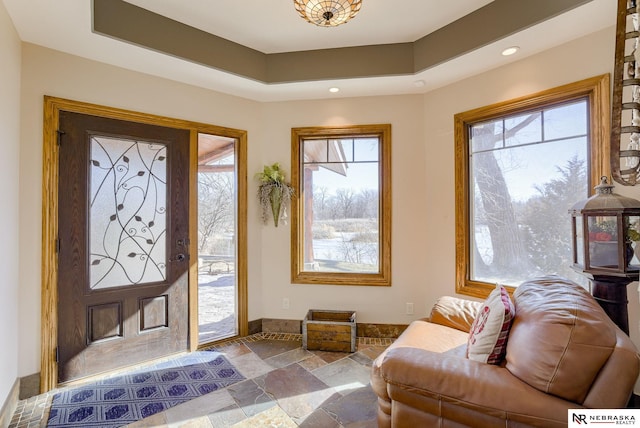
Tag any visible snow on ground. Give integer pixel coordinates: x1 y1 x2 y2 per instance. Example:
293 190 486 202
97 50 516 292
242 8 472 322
198 273 236 343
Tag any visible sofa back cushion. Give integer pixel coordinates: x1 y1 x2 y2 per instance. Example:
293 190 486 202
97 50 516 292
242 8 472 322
429 296 482 333
505 277 616 403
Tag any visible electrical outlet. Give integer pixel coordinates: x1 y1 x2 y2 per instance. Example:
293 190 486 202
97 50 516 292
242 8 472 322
282 298 290 310
406 302 414 315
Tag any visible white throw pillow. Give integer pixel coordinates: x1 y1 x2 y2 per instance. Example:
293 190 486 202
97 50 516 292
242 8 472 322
466 284 515 364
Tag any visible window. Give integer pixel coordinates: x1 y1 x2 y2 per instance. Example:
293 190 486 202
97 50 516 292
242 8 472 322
197 133 239 344
291 124 391 286
455 75 610 298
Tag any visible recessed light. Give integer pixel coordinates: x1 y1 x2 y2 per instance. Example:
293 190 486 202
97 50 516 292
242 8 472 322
329 87 340 93
413 80 426 88
501 46 520 56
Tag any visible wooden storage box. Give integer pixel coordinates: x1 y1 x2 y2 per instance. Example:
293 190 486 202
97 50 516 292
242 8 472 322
302 309 356 353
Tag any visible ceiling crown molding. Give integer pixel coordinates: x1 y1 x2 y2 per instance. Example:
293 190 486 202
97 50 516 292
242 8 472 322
92 0 592 84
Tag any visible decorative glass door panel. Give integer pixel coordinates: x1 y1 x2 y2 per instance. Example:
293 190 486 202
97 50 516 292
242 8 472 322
89 136 168 289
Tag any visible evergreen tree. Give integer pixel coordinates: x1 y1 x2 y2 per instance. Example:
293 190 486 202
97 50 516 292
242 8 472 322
519 157 587 277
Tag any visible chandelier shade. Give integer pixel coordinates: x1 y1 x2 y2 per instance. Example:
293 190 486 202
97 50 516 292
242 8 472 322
293 0 363 27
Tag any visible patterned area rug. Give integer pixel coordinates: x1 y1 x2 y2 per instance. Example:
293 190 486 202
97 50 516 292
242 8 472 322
46 351 244 427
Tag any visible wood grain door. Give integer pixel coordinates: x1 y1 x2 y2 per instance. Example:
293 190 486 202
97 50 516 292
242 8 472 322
57 111 190 383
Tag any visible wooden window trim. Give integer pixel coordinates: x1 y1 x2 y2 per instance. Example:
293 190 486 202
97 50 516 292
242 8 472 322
454 75 610 299
290 124 392 286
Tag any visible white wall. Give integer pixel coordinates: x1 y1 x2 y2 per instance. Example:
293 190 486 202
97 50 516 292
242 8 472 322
17 24 640 390
260 96 426 324
0 0 22 409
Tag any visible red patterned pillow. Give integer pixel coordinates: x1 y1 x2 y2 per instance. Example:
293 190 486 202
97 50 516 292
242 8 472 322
466 284 515 364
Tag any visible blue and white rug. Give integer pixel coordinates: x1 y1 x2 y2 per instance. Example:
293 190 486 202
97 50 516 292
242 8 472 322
47 351 244 427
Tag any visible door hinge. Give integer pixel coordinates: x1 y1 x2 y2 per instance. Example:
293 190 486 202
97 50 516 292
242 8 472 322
55 347 59 363
55 237 60 254
56 130 65 146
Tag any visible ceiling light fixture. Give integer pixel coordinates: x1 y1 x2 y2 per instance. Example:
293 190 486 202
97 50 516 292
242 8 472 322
293 0 363 27
329 87 340 93
501 46 520 56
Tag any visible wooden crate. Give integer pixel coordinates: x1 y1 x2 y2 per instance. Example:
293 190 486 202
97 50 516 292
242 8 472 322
302 309 356 353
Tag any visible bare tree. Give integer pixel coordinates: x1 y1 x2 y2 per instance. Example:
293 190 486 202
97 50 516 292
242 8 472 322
313 186 330 219
355 189 378 219
471 115 538 276
335 188 356 219
198 172 233 253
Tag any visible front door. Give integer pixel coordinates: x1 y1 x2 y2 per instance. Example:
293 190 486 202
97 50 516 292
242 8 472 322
57 111 190 383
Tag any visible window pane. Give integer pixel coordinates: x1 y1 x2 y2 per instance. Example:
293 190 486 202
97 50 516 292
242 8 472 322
197 133 238 344
303 145 380 273
469 102 589 287
340 139 353 161
588 215 619 269
504 112 542 147
304 139 329 163
471 120 503 153
353 138 379 162
544 101 587 140
575 215 584 266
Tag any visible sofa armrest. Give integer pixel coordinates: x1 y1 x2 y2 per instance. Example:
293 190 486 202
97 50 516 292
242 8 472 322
428 296 481 332
380 347 577 423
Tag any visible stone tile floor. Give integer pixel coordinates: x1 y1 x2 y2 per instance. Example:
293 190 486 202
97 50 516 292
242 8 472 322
9 333 393 427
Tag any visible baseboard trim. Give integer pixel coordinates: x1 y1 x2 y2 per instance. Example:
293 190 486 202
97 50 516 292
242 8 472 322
356 323 409 338
255 318 408 339
18 373 39 401
248 319 262 335
0 378 20 428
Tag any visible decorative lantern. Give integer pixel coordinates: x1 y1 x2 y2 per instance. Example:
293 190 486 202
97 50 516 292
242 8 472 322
569 176 640 334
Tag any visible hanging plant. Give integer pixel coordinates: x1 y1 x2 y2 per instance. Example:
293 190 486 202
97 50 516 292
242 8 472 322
255 163 294 227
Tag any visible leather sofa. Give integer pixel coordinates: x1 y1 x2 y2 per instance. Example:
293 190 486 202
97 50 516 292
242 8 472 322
371 277 640 427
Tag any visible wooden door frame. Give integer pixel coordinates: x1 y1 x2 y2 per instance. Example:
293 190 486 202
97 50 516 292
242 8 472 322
41 96 248 392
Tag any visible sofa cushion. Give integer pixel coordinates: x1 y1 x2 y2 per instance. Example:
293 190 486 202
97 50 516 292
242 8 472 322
371 319 469 404
505 276 616 403
429 296 482 333
373 320 470 373
466 284 515 364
